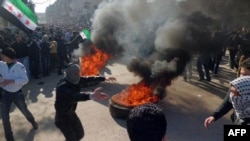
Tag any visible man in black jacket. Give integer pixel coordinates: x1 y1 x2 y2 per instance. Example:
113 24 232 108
54 63 116 141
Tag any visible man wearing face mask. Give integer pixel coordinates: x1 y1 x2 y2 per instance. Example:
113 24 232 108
54 63 116 141
204 58 250 128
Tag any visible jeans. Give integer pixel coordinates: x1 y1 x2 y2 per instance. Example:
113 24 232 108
1 90 36 141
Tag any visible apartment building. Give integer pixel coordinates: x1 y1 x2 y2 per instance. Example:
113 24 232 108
46 0 103 26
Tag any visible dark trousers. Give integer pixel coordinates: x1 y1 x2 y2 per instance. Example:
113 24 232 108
41 54 50 76
55 112 84 141
229 50 238 69
197 56 211 80
1 90 36 141
50 53 58 71
212 54 222 74
30 57 41 78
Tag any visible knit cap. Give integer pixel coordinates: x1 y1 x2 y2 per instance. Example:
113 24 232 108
64 64 80 84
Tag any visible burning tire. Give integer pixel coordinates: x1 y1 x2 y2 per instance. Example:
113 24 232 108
108 81 164 120
109 98 133 120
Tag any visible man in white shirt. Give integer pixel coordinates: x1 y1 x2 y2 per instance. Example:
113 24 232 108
0 48 38 141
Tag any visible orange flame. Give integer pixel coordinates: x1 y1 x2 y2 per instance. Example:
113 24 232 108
80 45 112 76
112 80 159 107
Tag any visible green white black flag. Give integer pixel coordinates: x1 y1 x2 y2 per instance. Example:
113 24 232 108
1 0 38 30
80 29 91 40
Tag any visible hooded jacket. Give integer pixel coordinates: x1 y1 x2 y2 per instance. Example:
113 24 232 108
55 76 105 115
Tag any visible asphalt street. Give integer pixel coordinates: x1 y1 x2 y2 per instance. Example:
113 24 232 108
0 56 235 141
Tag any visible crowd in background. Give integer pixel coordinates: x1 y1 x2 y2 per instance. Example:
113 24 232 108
183 26 250 82
0 25 85 80
0 25 250 82
2 24 250 140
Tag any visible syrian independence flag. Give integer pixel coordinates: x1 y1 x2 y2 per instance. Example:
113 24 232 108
1 0 38 31
80 29 91 40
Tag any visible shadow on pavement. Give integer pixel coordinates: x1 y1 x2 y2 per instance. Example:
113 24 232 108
23 73 62 103
0 55 237 141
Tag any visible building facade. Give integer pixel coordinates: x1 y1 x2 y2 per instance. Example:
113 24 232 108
46 0 103 26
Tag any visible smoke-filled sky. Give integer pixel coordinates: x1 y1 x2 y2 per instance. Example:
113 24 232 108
90 0 221 65
90 0 232 58
90 0 250 54
91 0 178 57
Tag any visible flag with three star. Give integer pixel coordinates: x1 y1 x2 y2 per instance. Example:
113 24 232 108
0 0 38 34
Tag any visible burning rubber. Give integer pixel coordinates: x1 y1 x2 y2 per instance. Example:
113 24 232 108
108 81 165 120
109 97 133 120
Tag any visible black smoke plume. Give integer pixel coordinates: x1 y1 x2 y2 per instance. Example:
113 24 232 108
87 0 242 97
179 0 250 27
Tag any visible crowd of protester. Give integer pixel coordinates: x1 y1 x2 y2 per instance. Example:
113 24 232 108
1 25 250 83
183 27 250 82
0 25 84 80
1 24 250 140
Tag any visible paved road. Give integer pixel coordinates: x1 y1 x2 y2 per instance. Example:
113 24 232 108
0 56 235 141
